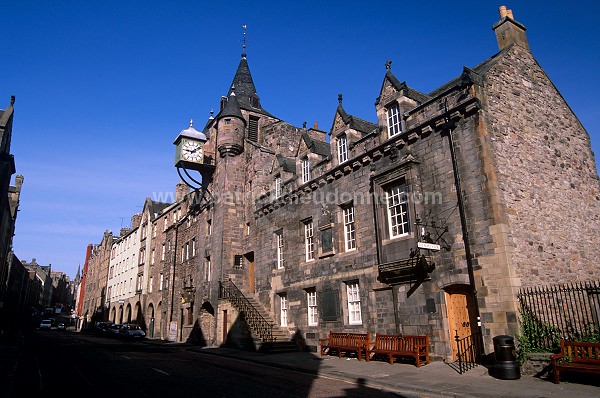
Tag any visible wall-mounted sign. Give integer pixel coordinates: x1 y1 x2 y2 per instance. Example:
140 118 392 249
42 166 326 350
418 242 441 251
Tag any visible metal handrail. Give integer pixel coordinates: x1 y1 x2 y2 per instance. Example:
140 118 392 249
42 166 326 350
219 280 275 343
446 330 483 374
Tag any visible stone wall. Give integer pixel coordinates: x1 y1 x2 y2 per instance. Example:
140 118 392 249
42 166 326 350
484 45 600 286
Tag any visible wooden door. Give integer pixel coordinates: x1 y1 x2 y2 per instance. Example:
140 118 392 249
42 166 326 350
245 252 255 294
446 285 478 359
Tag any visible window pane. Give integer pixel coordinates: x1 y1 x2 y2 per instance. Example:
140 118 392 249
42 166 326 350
304 221 314 261
343 206 356 251
347 282 362 325
387 104 401 137
386 183 409 238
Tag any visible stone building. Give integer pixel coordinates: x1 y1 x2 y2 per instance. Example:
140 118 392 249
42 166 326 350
79 6 599 361
172 6 599 357
0 97 17 317
79 230 116 327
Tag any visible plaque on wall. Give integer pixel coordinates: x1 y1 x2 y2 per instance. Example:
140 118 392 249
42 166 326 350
321 228 333 254
320 285 340 322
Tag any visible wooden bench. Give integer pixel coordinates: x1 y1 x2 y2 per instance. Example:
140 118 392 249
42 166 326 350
551 340 600 384
319 331 370 360
366 334 430 367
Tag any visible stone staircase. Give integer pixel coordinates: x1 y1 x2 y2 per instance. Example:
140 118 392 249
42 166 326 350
243 295 299 353
219 279 300 354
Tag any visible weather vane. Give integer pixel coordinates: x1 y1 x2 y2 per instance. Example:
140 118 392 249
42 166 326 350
242 25 247 57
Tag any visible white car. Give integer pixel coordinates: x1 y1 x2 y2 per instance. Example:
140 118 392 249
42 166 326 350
39 319 52 330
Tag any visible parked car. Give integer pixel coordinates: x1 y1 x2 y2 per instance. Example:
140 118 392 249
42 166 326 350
109 324 123 337
95 321 115 334
119 323 146 340
57 322 66 330
39 319 52 330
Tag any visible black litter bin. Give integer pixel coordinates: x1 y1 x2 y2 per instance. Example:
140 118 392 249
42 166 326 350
492 335 520 379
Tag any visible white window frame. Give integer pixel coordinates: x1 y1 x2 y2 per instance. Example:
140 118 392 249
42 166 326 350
275 176 282 199
149 276 153 293
387 103 401 137
343 206 356 251
159 273 163 291
307 289 318 326
386 182 410 239
205 257 211 281
302 157 310 184
304 220 315 262
276 230 284 269
347 282 362 325
337 135 348 164
161 244 166 260
280 294 288 327
192 238 196 257
151 249 155 265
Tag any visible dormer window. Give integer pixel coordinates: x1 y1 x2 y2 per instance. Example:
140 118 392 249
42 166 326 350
302 158 310 184
387 104 401 138
225 119 231 125
337 135 348 164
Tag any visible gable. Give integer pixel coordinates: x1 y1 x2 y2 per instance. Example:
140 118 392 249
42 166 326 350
331 112 347 134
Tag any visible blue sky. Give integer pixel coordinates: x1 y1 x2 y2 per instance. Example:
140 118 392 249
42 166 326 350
2 1 599 279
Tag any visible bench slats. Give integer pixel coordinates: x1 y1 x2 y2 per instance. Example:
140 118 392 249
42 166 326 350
320 331 370 361
552 340 600 384
366 334 430 367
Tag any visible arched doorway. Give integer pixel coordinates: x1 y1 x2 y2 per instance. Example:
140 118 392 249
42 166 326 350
110 306 116 323
445 284 479 359
156 301 162 339
125 303 132 323
146 303 155 338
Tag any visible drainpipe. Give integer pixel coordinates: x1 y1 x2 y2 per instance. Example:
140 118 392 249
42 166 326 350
169 222 180 323
443 116 483 348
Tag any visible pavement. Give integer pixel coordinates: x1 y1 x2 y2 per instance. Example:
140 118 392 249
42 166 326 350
173 343 600 398
3 329 599 397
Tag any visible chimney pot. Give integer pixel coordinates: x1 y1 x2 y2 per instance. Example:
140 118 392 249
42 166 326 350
506 9 514 19
499 6 507 18
313 122 318 130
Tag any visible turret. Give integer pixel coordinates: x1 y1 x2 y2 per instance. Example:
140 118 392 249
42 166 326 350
216 89 246 157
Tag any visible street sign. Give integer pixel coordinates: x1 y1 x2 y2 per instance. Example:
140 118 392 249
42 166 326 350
418 242 441 251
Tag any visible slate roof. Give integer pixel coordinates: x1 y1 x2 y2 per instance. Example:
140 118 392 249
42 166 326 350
144 198 171 220
276 154 296 173
226 56 274 117
218 92 245 122
375 69 430 106
428 46 512 98
301 132 330 157
333 104 378 135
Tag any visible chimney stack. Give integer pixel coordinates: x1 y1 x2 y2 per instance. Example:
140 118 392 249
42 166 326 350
493 5 529 51
313 122 319 130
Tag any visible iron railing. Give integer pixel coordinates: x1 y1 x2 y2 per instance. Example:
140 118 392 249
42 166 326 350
219 279 275 343
517 280 600 352
446 330 483 374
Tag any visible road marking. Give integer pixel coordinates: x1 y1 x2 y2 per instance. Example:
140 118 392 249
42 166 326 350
152 368 170 376
121 355 131 359
35 355 43 392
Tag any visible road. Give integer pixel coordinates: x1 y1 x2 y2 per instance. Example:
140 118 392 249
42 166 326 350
4 329 407 398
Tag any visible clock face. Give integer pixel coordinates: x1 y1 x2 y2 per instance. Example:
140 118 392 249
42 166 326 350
181 140 203 162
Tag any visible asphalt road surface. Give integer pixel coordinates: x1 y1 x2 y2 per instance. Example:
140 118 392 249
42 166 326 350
5 329 408 398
